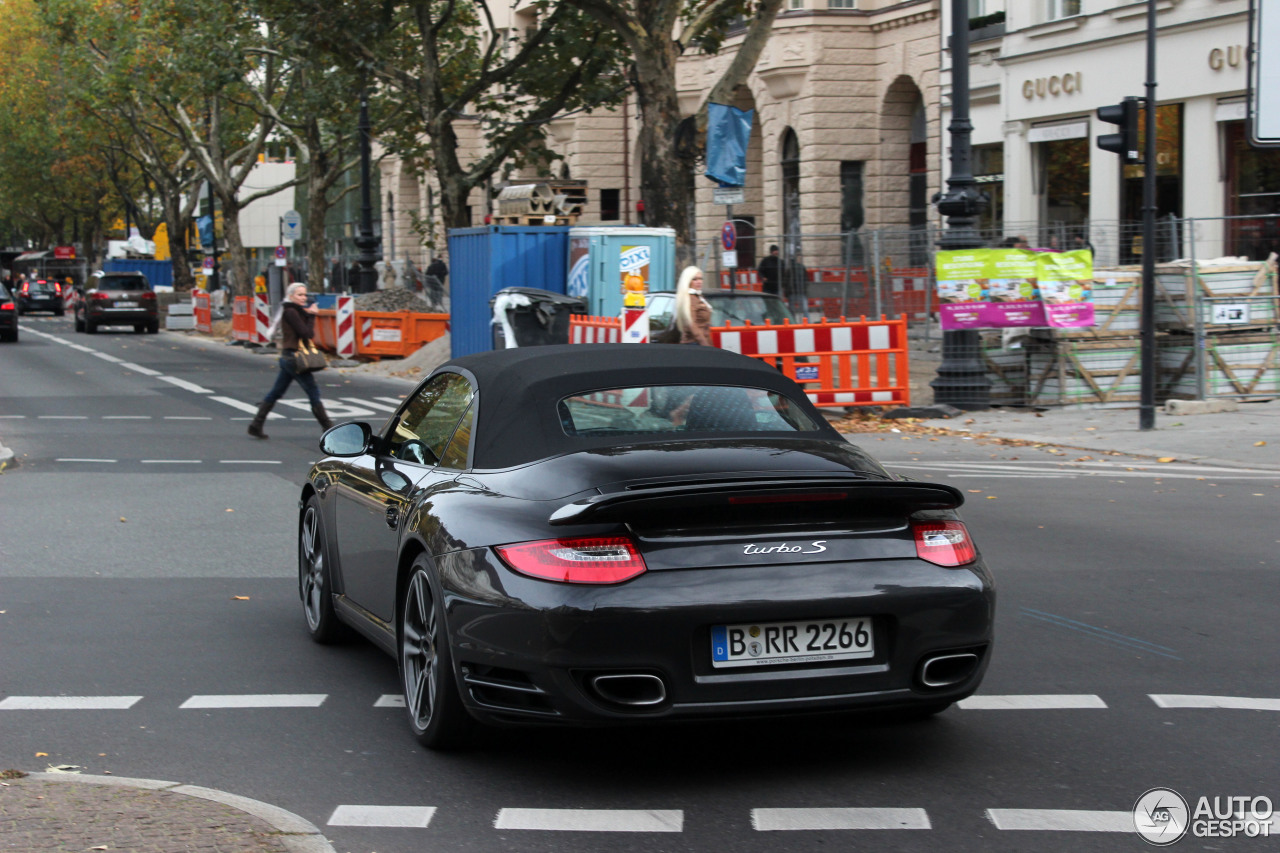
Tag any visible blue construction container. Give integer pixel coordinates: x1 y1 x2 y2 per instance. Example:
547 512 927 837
447 225 570 358
567 226 677 317
103 259 174 289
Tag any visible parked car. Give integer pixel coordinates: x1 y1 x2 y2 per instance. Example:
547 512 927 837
0 283 18 342
15 278 65 316
74 271 158 334
298 344 994 749
647 288 798 338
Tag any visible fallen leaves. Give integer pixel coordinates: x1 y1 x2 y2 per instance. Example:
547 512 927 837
1157 457 1176 463
232 595 250 601
1257 441 1268 447
119 517 127 523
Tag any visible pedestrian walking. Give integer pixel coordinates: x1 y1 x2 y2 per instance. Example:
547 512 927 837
758 245 781 295
426 256 448 286
675 266 713 346
247 283 333 439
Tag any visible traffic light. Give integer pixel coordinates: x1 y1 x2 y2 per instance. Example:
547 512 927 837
1096 96 1142 164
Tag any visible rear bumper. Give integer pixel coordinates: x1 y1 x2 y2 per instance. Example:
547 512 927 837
435 548 995 726
86 307 156 324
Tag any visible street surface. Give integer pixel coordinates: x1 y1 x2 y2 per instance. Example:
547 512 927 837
2 315 1278 852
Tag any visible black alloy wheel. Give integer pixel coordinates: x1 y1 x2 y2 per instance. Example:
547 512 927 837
73 312 84 332
400 556 471 749
299 496 347 643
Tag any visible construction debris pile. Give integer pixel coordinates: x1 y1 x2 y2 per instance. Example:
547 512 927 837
495 180 587 225
353 288 437 313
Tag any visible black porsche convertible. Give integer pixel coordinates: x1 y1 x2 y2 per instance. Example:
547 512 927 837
299 344 995 748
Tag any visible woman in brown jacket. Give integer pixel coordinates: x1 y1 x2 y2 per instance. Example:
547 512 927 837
248 283 334 438
675 266 712 346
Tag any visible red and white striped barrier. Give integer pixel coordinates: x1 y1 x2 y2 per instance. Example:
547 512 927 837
570 315 622 343
621 307 649 344
336 296 355 358
254 295 271 345
718 269 763 291
232 297 252 341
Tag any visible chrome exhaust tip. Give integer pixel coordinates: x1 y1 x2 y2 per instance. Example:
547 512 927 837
589 673 667 707
919 653 980 689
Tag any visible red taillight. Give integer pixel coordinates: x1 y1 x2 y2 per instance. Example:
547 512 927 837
495 536 647 584
1 301 13 310
54 282 62 294
141 291 157 301
913 520 976 567
91 292 111 301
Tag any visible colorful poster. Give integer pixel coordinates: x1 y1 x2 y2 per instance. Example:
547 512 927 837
936 248 1094 330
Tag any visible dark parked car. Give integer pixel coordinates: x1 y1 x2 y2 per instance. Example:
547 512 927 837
15 278 65 316
0 283 18 342
74 271 158 334
647 288 798 338
299 344 994 748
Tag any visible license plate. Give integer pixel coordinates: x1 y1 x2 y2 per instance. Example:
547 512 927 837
711 617 873 668
113 301 138 308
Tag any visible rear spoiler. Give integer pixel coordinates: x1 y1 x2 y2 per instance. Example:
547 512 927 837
548 477 963 526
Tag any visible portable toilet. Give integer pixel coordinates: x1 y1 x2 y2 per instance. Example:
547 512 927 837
567 226 676 317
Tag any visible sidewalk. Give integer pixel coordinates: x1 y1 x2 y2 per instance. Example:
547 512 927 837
913 400 1280 471
0 772 335 853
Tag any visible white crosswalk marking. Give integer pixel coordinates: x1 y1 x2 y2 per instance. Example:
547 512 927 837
959 695 1107 710
374 694 405 707
343 396 399 412
0 696 142 710
120 362 162 376
752 808 930 830
278 399 377 417
159 376 214 394
1150 694 1280 711
179 694 327 709
986 809 1132 832
494 808 684 832
210 396 286 419
328 805 436 828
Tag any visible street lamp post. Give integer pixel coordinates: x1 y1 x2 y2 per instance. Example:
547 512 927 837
354 88 381 294
930 0 991 410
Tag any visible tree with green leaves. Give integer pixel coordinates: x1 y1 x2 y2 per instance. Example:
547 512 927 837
562 0 787 258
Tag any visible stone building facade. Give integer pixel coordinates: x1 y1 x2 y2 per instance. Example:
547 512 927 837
378 0 945 274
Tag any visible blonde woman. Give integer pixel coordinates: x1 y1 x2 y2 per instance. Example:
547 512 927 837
674 266 712 346
247 283 334 438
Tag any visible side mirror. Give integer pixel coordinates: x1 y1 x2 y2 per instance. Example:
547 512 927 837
320 422 372 457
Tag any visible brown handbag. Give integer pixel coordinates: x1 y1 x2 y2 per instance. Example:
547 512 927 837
294 339 328 374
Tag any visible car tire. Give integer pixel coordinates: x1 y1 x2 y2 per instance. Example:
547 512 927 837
298 496 349 644
400 556 472 749
0 331 15 343
134 324 146 334
74 313 84 332
85 320 98 334
55 309 64 317
147 320 159 334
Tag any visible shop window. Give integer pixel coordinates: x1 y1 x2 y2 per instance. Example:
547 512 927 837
1037 135 1090 238
1224 121 1280 259
973 144 1004 237
1120 102 1183 263
600 189 620 221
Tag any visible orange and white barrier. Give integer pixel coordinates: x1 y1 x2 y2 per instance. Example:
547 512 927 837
254 295 271 344
621 307 649 343
569 313 910 408
232 296 253 341
311 309 448 359
714 316 910 408
193 291 212 334
717 269 763 291
570 314 622 343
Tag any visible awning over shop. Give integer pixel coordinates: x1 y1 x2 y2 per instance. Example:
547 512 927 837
15 251 50 262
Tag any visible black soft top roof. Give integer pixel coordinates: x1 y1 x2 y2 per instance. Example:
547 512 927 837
436 343 840 469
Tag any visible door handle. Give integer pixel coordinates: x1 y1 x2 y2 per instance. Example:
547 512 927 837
385 504 400 529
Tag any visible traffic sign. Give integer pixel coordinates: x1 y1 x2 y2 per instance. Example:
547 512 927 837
202 256 214 271
281 210 302 241
721 221 737 251
713 186 745 206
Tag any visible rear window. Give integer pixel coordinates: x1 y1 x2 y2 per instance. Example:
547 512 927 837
28 281 56 293
98 275 150 291
707 294 795 326
558 385 819 436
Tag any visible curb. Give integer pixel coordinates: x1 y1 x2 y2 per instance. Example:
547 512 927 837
21 772 337 853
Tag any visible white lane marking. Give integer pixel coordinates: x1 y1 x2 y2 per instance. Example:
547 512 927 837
343 396 399 412
0 415 25 419
279 399 376 417
374 694 405 707
141 459 202 464
164 416 213 421
210 396 286 419
102 416 151 420
38 416 88 420
987 809 1132 832
493 809 684 832
374 397 408 407
120 362 163 376
959 695 1107 710
93 352 125 363
752 808 930 831
56 458 117 463
0 696 142 710
218 460 282 465
180 694 327 709
159 376 213 394
1150 694 1280 711
328 805 436 828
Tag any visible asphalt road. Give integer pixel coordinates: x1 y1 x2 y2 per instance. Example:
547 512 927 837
2 315 1278 852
